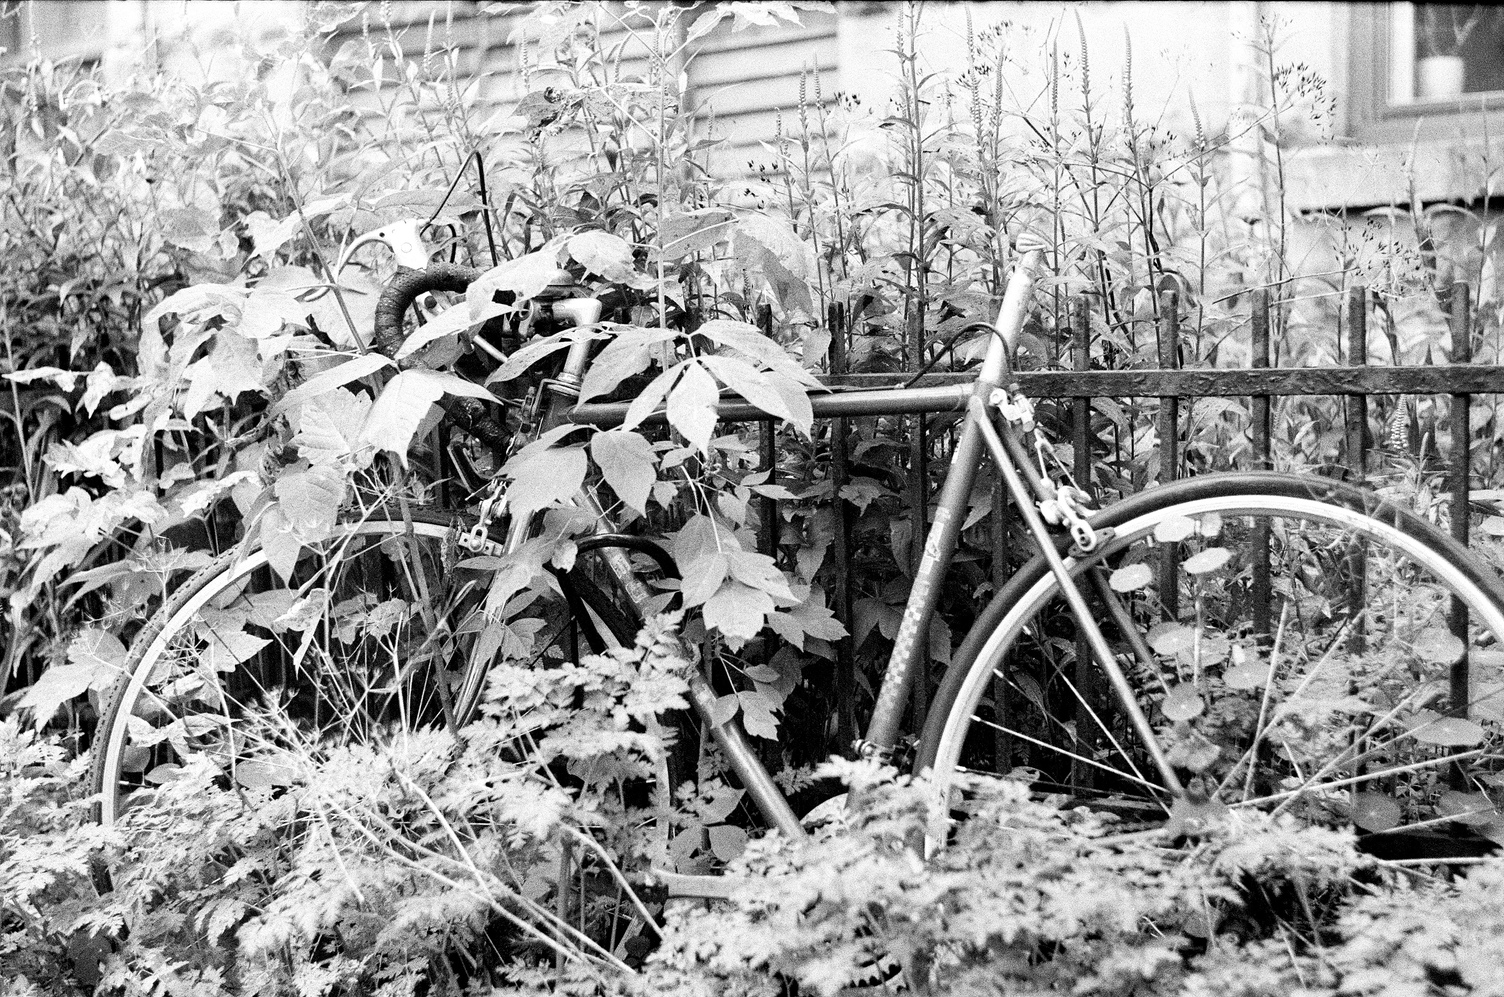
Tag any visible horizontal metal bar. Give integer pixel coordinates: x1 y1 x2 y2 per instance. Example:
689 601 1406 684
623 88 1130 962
568 382 971 427
566 364 1504 427
821 366 1504 398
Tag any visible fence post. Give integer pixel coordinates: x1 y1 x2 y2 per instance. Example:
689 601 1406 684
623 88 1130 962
756 305 780 564
827 302 857 752
908 323 930 732
1251 290 1273 642
1448 282 1473 738
1343 287 1369 658
1072 297 1092 493
1344 287 1370 481
756 306 780 677
1070 297 1095 787
1156 290 1181 622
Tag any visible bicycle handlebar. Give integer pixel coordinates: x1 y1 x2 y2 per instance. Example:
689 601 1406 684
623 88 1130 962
372 262 482 358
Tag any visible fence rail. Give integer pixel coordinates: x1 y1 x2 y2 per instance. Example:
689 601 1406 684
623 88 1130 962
747 284 1504 734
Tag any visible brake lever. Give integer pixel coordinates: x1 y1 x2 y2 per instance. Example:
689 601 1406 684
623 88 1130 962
335 218 430 274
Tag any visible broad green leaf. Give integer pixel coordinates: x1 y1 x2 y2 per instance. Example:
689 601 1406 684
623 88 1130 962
143 283 246 328
467 248 561 311
1222 657 1271 690
1149 623 1196 657
1408 716 1487 746
684 7 730 44
703 580 773 648
176 471 259 518
244 210 302 261
5 366 84 390
1161 684 1205 722
723 549 795 601
275 352 392 414
621 367 678 432
700 353 794 424
19 664 97 726
82 362 125 415
579 331 654 402
708 693 739 726
180 330 265 418
1109 563 1153 592
1412 628 1465 665
656 209 735 260
234 756 300 789
1437 790 1497 826
590 429 655 514
766 598 847 650
274 466 345 542
1350 792 1401 831
1182 547 1231 575
698 783 745 823
673 514 739 569
696 318 821 387
259 504 303 583
665 361 719 454
395 303 477 358
567 230 636 282
1153 516 1197 543
679 553 728 607
271 589 329 633
359 370 447 465
504 445 588 521
737 690 779 739
292 387 373 468
18 629 125 725
203 627 271 673
488 327 605 383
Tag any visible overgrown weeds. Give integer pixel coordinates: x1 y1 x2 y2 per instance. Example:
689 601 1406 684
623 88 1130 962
2 0 1504 993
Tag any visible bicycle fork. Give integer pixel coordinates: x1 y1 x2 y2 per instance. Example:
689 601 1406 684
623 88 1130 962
966 397 1185 798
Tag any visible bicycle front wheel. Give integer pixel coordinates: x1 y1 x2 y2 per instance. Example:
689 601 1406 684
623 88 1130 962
921 472 1504 850
90 509 635 827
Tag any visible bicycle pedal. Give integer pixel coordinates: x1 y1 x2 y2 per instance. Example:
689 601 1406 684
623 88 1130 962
648 868 743 900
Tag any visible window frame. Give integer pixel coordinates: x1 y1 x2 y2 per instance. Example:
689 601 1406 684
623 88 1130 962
1348 3 1504 145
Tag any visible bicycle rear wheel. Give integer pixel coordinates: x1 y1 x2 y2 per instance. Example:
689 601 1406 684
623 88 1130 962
90 508 634 826
922 472 1504 852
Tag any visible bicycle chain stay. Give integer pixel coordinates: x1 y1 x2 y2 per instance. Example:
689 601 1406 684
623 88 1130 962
988 386 1099 553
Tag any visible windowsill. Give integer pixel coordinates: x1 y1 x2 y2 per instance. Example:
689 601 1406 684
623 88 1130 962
1284 136 1499 212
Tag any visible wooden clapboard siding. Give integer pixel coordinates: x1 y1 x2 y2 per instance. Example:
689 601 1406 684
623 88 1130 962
322 2 840 180
685 11 837 178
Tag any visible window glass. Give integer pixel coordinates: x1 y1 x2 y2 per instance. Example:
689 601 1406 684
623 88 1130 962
1414 4 1504 96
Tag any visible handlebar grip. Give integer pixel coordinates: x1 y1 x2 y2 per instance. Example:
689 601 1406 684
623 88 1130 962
372 262 483 358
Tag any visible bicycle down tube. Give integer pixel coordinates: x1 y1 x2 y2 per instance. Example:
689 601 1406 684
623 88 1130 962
556 250 1187 836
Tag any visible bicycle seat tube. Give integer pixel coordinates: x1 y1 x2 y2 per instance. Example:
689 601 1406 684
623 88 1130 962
862 250 1043 756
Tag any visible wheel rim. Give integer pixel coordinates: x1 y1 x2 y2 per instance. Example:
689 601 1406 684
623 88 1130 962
932 493 1504 846
94 518 605 825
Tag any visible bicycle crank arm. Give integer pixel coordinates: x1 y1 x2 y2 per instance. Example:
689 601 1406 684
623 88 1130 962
646 868 746 900
969 397 1185 799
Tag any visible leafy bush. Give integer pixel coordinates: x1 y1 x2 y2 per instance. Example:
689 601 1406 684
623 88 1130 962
3 1 1504 993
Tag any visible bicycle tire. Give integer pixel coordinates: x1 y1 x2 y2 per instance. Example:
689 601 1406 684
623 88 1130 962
920 471 1504 848
90 508 638 827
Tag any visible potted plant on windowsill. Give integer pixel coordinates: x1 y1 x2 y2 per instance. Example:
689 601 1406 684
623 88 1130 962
1417 5 1483 99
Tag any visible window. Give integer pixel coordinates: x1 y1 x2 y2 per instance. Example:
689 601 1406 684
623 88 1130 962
1388 4 1504 105
0 1 106 66
1347 4 1504 147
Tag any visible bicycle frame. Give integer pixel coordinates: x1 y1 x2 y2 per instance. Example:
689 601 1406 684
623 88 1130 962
510 251 1182 849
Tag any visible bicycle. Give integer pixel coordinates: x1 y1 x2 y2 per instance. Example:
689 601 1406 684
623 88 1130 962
91 223 1504 931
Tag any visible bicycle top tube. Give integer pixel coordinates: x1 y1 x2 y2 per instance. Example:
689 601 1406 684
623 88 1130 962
566 379 974 428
